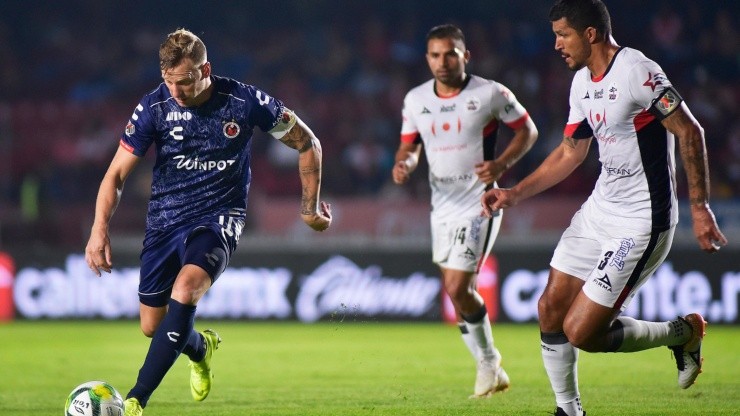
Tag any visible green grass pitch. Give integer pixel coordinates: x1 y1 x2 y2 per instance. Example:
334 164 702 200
1 320 738 415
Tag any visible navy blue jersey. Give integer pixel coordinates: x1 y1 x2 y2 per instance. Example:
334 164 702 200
120 75 285 231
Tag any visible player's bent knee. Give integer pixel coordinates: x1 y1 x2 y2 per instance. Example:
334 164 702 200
140 321 158 338
563 321 604 352
538 294 568 330
171 286 205 306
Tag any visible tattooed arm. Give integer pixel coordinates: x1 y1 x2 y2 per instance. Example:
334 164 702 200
482 135 591 215
662 103 726 252
277 111 332 231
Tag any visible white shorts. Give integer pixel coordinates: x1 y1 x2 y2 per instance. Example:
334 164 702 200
550 209 675 310
431 211 502 273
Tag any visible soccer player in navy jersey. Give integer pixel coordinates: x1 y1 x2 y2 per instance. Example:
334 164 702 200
84 28 331 416
481 1 726 415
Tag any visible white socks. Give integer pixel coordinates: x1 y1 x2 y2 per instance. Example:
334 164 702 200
462 305 496 361
541 317 690 415
458 322 479 361
541 331 582 415
607 316 692 352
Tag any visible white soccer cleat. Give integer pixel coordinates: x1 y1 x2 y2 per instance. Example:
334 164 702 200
495 367 510 392
669 313 706 389
469 354 509 398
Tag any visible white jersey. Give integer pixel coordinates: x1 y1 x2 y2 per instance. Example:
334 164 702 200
401 75 529 221
566 47 682 232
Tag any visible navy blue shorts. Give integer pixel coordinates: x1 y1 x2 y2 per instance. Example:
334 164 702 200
138 215 243 307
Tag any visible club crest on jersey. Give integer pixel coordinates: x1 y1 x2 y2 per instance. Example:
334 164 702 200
125 121 135 136
223 121 240 139
466 97 481 111
608 82 619 102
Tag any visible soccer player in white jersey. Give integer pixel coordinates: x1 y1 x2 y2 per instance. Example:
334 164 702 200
481 1 727 415
392 24 538 398
84 29 331 416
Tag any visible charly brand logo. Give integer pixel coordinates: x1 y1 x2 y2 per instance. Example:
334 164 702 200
169 126 184 141
255 90 271 106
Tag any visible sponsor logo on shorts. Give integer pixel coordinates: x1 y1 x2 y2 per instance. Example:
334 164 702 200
470 217 484 244
609 238 635 271
458 247 476 260
594 274 613 292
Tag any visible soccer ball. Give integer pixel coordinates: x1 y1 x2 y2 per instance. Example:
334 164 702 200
64 380 124 416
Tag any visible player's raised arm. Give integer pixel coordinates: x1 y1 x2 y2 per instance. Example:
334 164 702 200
85 145 140 276
273 109 332 232
482 135 591 214
660 102 727 252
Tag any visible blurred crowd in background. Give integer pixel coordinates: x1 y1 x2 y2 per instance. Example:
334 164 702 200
0 0 737 249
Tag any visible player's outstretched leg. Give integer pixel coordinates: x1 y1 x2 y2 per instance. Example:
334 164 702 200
123 397 143 416
189 329 222 401
669 313 706 389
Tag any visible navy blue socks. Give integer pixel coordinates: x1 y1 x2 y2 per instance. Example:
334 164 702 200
127 299 199 407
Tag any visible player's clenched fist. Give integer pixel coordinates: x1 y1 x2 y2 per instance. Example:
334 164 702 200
301 201 332 232
392 160 411 185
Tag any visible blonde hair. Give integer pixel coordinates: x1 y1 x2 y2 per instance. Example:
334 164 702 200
159 28 207 71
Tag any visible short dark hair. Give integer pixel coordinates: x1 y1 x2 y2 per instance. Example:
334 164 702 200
426 24 466 46
549 0 612 41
